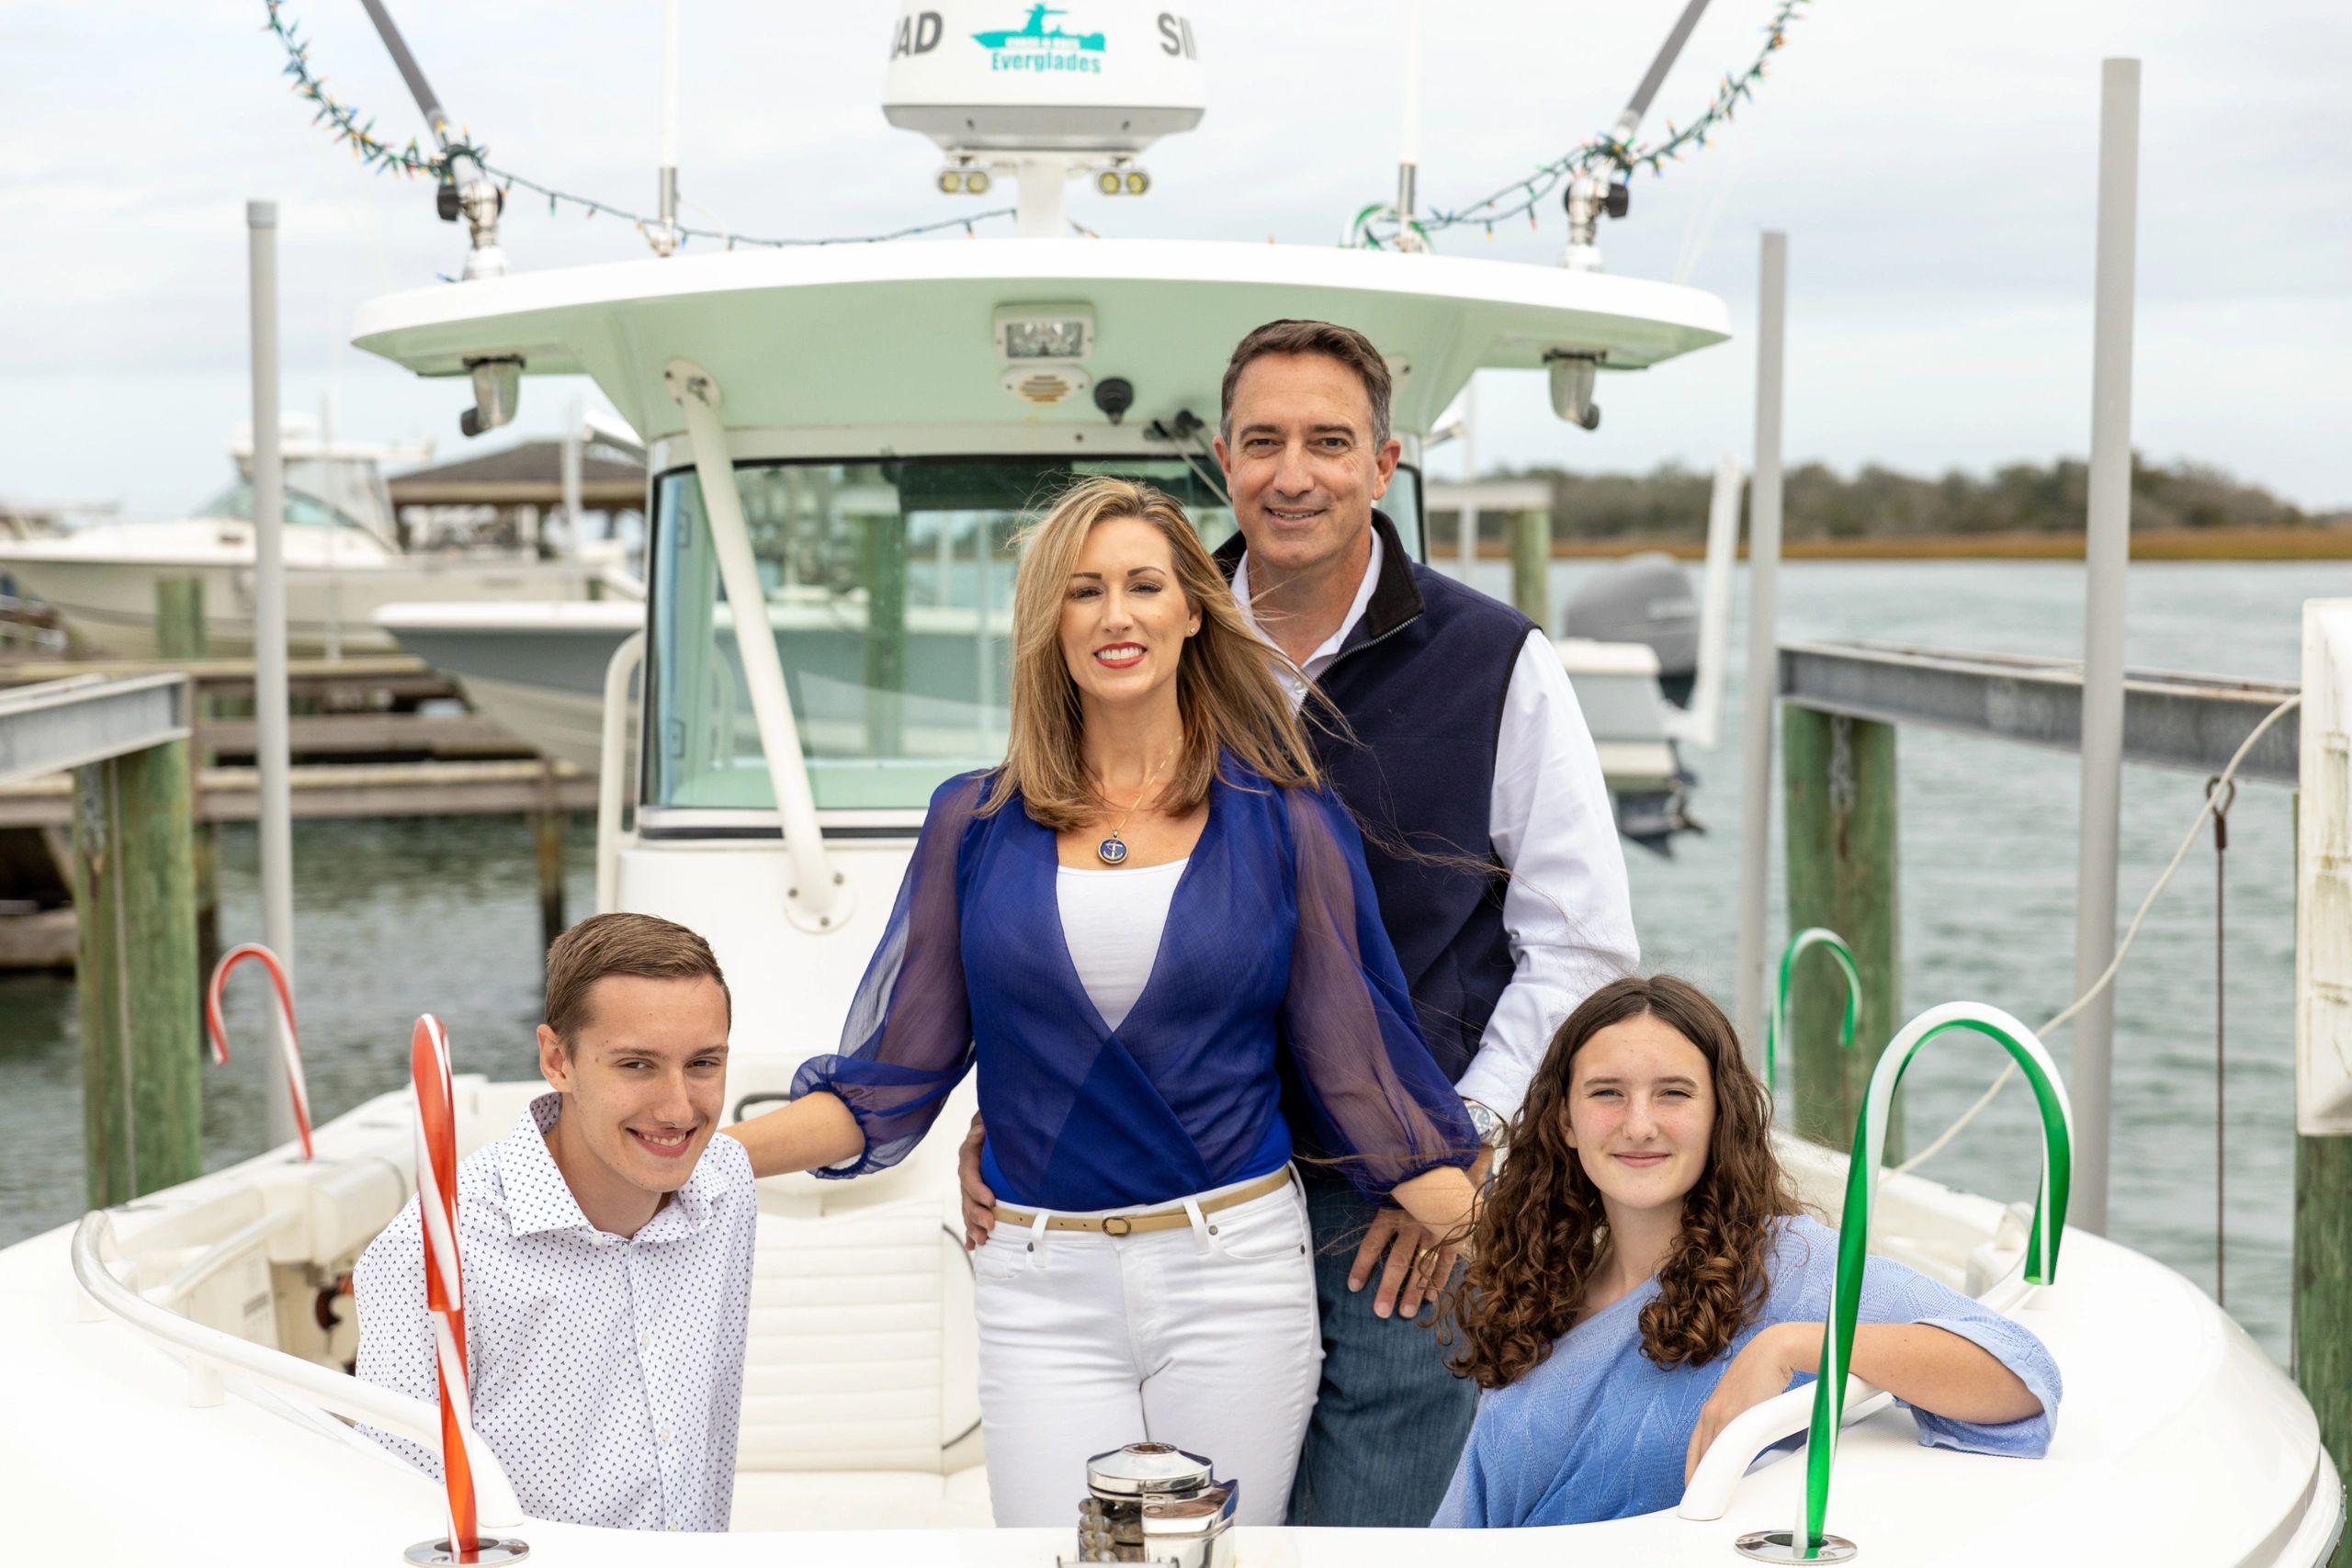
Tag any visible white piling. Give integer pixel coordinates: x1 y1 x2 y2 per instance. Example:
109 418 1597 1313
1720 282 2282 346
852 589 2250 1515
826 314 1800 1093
1734 231 1788 1055
247 200 299 1152
1457 379 1478 572
2070 59 2141 1234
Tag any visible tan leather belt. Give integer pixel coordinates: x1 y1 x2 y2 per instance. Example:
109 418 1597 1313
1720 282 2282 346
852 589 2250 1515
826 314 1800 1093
994 1167 1295 1235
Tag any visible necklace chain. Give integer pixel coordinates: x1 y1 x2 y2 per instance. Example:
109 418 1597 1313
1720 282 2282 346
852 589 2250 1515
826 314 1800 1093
1096 754 1171 864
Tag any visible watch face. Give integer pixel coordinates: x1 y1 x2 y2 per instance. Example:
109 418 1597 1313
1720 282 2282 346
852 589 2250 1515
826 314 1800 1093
1465 1102 1504 1145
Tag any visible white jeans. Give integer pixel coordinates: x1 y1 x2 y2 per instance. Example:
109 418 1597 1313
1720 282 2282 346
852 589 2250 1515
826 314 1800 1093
971 1171 1322 1528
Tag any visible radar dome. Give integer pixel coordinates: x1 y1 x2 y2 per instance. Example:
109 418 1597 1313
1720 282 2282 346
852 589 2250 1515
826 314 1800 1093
884 1 1205 154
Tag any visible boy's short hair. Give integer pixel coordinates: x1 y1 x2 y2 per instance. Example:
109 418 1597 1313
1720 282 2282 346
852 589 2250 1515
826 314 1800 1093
544 912 730 1043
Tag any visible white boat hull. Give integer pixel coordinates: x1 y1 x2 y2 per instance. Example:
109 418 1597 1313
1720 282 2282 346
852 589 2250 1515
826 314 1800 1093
9 1076 2337 1564
0 549 616 659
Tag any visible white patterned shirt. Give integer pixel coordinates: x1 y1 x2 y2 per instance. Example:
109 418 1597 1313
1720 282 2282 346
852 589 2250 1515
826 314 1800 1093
355 1092 758 1531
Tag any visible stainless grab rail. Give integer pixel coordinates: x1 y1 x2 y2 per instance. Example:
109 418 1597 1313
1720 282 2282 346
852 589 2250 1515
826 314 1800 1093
594 629 645 914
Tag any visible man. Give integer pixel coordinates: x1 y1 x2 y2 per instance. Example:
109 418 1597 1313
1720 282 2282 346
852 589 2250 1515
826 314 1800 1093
959 319 1637 1526
356 912 757 1532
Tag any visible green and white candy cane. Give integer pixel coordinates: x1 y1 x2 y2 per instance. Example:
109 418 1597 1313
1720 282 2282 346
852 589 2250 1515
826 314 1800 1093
1766 927 1862 1094
1795 1001 2075 1558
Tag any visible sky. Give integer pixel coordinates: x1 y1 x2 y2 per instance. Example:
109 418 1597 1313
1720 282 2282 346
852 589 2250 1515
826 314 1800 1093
3 0 2348 518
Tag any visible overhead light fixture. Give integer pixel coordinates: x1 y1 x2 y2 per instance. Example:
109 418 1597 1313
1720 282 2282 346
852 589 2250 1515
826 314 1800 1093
1544 350 1604 432
1097 170 1122 197
994 303 1095 406
937 163 991 197
459 355 524 438
996 303 1093 363
1124 170 1149 196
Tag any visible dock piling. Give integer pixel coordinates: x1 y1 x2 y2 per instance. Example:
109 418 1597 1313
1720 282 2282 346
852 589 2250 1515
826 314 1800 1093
155 577 220 973
1734 231 1790 1054
1782 706 1903 1157
249 199 300 1152
2294 1131 2352 1521
1510 509 1550 631
534 760 566 950
2069 57 2143 1236
74 739 202 1206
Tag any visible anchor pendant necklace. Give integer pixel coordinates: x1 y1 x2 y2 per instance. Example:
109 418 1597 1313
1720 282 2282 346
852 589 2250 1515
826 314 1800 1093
1095 755 1170 866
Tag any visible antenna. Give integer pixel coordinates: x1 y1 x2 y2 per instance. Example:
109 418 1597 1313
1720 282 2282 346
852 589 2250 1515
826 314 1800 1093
655 0 681 255
1395 0 1426 252
1611 0 1716 143
356 0 508 280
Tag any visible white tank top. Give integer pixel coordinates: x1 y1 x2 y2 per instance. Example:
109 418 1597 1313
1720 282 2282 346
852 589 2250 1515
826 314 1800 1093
1055 858 1189 1032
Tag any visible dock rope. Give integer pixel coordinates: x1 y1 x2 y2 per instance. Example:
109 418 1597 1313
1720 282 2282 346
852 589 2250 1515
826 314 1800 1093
411 1013 480 1562
203 943 314 1160
1896 693 2301 1175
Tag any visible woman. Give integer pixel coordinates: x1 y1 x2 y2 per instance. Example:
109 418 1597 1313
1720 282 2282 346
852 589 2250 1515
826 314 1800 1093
1434 975 2059 1528
729 476 1480 1527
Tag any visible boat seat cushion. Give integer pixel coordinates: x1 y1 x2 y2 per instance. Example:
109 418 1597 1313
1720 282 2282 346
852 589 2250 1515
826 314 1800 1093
737 1193 986 1490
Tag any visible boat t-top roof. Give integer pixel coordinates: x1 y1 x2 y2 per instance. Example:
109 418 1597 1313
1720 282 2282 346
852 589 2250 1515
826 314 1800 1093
352 237 1728 447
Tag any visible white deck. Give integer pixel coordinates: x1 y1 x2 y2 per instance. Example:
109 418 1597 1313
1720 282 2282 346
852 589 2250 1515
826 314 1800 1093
6 1081 2335 1565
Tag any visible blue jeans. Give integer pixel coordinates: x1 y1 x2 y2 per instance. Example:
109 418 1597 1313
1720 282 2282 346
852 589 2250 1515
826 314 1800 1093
1283 1167 1478 1526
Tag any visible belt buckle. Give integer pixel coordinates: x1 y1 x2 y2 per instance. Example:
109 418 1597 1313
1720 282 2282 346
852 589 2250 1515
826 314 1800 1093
1101 1215 1133 1236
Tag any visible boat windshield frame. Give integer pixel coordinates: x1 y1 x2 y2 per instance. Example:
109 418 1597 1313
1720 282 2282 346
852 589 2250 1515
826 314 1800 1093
640 452 1424 823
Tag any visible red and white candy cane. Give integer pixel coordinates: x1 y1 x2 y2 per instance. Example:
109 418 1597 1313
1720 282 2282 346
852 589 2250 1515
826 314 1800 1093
203 943 314 1160
411 1013 480 1562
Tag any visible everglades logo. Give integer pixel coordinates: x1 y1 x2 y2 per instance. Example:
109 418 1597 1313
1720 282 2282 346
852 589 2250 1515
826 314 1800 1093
973 4 1105 73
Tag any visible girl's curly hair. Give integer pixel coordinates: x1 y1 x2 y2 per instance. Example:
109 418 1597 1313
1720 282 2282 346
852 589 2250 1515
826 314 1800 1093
1443 975 1796 1389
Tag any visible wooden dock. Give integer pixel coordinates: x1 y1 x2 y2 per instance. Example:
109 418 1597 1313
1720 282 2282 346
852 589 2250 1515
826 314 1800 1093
0 652 596 966
0 653 599 820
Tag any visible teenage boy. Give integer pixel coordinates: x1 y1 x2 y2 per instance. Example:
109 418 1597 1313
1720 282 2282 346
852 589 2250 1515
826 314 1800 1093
355 912 756 1532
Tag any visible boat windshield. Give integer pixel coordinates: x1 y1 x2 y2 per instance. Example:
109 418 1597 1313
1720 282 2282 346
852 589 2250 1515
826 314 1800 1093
649 456 1424 813
197 479 377 536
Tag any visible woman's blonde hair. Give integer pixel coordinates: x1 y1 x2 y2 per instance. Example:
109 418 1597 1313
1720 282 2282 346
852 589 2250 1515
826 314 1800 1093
982 475 1320 829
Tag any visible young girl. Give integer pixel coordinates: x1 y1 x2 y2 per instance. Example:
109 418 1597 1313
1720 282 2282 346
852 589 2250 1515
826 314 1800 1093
1434 975 2059 1528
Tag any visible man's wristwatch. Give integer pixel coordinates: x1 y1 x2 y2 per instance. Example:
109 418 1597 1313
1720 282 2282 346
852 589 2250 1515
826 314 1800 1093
1462 1099 1505 1149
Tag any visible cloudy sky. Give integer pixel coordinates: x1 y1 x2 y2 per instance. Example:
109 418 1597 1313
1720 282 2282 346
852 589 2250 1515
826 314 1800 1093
5 0 2347 516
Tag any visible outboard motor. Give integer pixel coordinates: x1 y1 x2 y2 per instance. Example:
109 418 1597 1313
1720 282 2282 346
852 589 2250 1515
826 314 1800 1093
1561 550 1701 709
1061 1443 1238 1568
1562 551 1705 853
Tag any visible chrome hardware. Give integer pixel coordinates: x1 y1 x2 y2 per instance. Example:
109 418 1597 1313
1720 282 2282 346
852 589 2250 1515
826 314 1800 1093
1059 1443 1237 1568
1735 1528 1859 1563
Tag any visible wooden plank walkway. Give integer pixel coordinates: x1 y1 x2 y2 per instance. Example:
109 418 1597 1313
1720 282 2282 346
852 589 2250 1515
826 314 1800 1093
0 759 595 829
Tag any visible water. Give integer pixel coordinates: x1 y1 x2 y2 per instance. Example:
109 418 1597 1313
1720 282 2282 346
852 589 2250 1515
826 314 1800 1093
0 559 2339 1366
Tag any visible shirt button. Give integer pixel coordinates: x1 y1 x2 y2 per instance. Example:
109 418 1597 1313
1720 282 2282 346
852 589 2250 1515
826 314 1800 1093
659 1426 673 1442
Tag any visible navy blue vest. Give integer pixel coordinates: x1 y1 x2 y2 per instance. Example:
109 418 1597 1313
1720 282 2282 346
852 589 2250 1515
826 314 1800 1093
1218 512 1534 1083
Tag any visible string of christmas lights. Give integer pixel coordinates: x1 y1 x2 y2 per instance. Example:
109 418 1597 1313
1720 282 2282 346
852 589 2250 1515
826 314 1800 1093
261 0 1016 248
1353 0 1807 249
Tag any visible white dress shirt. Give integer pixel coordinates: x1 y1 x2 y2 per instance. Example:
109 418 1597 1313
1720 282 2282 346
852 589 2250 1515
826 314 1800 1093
1232 531 1639 1122
356 1092 758 1532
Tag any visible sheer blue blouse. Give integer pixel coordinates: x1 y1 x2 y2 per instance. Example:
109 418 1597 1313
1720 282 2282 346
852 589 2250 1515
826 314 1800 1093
790 762 1478 1213
1432 1214 2063 1529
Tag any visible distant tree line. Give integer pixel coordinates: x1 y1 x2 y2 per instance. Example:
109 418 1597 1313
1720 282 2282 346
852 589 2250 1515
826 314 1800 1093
1494 455 2343 542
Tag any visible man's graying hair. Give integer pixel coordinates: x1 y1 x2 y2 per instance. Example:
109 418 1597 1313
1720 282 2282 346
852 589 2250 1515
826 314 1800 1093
1219 319 1395 448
